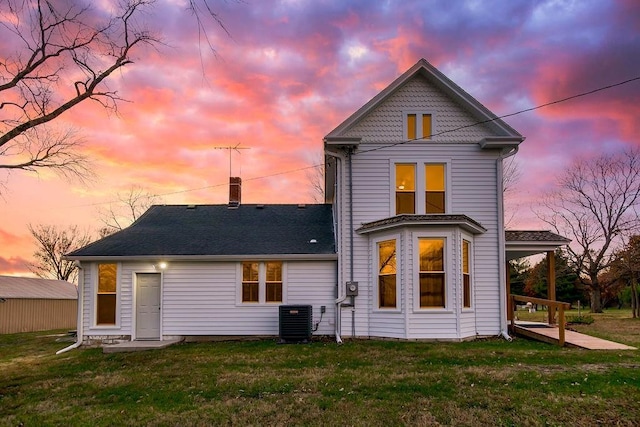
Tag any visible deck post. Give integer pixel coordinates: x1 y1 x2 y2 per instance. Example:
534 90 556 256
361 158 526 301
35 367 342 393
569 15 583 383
558 306 566 346
547 251 556 325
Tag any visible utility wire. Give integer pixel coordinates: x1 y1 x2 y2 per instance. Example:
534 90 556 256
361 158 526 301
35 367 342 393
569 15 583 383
71 74 640 208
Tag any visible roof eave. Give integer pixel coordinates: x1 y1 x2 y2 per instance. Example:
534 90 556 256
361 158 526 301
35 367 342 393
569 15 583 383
66 253 338 262
357 216 487 235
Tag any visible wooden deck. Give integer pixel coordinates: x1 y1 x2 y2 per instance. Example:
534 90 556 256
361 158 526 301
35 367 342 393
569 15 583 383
513 322 636 350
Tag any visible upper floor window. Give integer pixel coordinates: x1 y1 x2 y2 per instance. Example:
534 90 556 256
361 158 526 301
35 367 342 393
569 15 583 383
425 164 445 214
418 238 445 308
377 239 397 309
396 164 416 214
406 113 432 140
97 263 117 325
241 261 283 304
394 162 447 215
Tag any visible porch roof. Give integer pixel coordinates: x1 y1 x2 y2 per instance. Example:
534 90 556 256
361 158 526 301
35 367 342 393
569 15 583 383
505 230 571 261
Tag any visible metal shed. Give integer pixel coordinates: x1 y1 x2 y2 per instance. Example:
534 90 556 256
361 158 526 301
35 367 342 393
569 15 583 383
0 276 77 334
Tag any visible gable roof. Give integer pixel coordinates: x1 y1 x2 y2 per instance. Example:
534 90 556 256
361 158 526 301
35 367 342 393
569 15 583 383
67 204 336 260
0 276 77 300
324 58 523 148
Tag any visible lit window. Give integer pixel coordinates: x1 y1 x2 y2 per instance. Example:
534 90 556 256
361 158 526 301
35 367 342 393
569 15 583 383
406 113 432 140
242 262 259 303
265 262 283 303
378 239 397 309
462 240 471 308
241 261 284 304
425 164 445 213
419 238 445 308
97 263 117 325
396 164 416 214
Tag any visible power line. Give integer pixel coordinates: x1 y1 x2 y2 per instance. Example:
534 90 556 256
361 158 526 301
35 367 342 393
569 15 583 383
357 75 640 155
71 74 640 208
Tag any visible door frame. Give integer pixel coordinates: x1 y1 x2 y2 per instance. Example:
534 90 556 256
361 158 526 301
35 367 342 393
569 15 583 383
133 271 163 341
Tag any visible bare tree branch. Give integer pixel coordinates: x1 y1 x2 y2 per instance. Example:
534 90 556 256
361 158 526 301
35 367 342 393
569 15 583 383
28 223 93 282
98 186 160 237
535 148 640 312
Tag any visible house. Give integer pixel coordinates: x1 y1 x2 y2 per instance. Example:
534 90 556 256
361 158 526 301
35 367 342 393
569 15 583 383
0 276 77 334
65 58 567 347
66 202 337 345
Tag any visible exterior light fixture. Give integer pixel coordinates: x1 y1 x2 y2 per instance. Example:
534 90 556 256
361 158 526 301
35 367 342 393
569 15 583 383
158 262 168 270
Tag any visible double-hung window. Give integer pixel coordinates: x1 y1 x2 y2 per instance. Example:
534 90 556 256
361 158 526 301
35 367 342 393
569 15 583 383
418 238 445 308
462 239 472 308
395 164 416 214
241 261 283 304
377 239 397 309
97 263 117 325
395 162 447 215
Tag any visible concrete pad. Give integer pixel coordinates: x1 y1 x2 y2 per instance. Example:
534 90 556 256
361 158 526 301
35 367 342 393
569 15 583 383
103 338 183 354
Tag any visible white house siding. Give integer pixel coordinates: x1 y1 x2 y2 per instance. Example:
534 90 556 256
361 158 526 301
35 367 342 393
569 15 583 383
83 260 336 340
162 261 336 336
334 74 503 340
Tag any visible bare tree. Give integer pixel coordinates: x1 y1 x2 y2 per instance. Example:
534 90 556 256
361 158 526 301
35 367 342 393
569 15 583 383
1 0 229 189
306 158 325 204
537 149 640 312
98 186 159 237
28 224 93 282
503 156 522 228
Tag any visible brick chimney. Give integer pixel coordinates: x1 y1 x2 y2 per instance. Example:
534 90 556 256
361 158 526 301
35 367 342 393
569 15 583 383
229 177 241 207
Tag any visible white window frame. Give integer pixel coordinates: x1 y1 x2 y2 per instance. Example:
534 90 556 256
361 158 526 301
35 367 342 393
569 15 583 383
403 111 435 140
237 261 288 305
372 234 401 312
461 233 474 312
413 231 453 312
390 159 451 216
93 262 122 328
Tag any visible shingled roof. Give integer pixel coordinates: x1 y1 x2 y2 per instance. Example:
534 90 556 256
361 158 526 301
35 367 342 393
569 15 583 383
68 204 335 259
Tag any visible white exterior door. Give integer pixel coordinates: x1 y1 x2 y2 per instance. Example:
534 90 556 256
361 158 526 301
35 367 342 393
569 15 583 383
136 273 161 340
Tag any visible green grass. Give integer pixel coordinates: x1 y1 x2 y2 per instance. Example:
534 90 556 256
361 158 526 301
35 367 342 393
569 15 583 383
1 314 639 426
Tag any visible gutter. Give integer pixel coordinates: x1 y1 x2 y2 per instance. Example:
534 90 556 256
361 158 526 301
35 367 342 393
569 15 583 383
496 146 519 342
57 261 84 354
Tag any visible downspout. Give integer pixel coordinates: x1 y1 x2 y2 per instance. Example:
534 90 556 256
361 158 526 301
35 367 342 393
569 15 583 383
348 147 356 339
497 146 518 342
57 261 84 354
326 149 348 343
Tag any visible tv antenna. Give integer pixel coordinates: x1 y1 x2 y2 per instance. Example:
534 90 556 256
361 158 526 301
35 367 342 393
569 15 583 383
212 143 250 177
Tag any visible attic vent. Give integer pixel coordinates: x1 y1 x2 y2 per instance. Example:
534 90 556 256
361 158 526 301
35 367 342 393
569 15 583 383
186 205 196 209
297 204 306 209
256 204 265 209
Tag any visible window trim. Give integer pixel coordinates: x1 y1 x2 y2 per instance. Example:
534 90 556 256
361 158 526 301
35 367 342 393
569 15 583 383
372 234 401 312
403 111 435 140
94 262 121 328
390 159 451 216
237 261 287 305
413 232 453 312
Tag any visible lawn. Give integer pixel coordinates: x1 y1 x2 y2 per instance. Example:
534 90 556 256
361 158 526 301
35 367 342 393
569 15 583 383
1 313 639 426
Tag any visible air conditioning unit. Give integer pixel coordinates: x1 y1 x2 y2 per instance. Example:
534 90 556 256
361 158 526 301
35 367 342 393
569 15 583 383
279 305 312 343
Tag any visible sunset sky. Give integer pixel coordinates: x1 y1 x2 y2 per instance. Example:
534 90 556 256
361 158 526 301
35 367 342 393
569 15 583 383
1 0 639 277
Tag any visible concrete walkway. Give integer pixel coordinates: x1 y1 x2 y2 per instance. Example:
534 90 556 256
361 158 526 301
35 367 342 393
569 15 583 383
514 321 636 350
103 338 183 354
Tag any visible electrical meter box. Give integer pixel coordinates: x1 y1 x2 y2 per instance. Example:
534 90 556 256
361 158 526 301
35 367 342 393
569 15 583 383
346 281 359 297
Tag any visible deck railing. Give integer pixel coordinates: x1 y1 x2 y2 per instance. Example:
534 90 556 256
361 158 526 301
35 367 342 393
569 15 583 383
509 295 571 346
